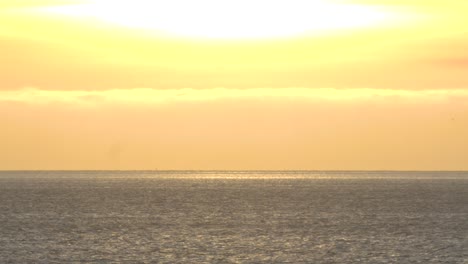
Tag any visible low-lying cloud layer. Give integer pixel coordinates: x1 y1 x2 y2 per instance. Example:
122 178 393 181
2 87 468 105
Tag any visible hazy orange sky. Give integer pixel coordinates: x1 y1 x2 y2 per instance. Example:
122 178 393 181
1 0 467 170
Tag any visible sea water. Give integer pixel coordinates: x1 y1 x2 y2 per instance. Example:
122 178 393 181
0 171 467 263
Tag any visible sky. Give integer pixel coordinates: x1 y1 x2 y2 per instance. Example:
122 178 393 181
1 0 467 170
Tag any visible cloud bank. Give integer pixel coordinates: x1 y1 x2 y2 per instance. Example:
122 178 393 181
1 87 468 105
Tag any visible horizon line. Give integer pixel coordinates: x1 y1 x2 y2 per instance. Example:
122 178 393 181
1 170 467 172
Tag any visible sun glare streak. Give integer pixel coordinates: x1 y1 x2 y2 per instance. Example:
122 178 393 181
33 0 403 39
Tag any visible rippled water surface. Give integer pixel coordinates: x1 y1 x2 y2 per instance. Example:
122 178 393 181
0 171 467 263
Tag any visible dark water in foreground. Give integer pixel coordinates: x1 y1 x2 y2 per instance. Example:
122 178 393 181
0 171 467 263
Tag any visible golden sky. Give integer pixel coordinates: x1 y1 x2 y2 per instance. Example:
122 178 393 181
1 0 467 170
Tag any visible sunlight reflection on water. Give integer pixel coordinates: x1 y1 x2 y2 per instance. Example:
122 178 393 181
0 171 467 263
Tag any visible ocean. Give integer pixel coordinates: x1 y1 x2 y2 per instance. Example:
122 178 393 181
0 171 467 263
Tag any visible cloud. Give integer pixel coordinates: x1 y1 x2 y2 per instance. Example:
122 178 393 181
436 58 468 68
1 87 468 106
